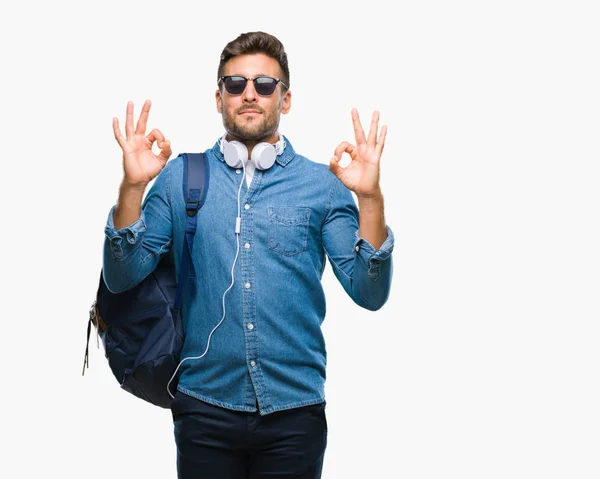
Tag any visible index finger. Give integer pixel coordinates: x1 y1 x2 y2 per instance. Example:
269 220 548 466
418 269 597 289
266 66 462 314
351 108 367 146
135 99 152 135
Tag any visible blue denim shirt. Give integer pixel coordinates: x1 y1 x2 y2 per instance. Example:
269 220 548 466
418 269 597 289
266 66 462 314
103 136 394 415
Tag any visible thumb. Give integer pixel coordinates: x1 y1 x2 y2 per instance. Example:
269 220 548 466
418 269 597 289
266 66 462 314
328 155 343 178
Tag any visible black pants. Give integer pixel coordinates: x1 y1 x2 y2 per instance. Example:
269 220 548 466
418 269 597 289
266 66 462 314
172 392 328 478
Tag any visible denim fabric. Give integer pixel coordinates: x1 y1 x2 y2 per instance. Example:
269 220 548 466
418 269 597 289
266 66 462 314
103 136 394 416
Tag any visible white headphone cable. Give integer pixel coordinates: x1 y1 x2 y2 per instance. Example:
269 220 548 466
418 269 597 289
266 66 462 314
167 158 246 399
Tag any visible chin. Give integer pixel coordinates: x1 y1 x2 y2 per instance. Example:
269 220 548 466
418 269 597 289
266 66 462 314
236 125 269 140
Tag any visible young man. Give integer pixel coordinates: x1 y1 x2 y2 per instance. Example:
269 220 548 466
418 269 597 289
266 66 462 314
104 31 394 479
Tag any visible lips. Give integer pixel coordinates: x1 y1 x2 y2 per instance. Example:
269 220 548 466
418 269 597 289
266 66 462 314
240 109 261 115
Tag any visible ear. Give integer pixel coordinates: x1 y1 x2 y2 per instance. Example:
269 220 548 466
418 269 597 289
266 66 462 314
216 89 223 113
281 89 292 115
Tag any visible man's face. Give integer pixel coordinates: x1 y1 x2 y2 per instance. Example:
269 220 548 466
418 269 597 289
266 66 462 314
216 53 291 145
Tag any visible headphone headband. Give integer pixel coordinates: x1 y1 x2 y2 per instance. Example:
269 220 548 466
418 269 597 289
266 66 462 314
218 134 286 156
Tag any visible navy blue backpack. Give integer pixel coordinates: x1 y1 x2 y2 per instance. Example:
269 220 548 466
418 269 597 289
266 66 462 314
82 153 209 409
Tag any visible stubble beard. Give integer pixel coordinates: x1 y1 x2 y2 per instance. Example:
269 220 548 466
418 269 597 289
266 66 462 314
222 108 280 143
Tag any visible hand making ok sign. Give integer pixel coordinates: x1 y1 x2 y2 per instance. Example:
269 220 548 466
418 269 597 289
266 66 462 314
329 108 387 197
113 100 172 187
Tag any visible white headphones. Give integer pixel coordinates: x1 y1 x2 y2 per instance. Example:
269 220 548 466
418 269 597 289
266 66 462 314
219 133 286 170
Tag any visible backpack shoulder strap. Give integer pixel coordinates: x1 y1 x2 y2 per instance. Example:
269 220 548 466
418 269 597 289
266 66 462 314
175 152 209 310
184 153 209 214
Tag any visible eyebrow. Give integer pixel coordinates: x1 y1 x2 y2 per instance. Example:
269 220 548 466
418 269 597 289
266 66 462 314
228 73 273 77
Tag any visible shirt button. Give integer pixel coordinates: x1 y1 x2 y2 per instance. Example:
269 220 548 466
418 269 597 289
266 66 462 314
245 282 251 289
250 361 256 367
355 246 360 252
236 169 241 174
244 243 250 249
247 323 254 330
244 204 250 210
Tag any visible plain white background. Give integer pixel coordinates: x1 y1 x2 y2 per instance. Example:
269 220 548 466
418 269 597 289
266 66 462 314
1 1 599 478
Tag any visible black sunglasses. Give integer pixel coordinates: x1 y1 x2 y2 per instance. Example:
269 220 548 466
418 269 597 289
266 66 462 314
219 75 288 96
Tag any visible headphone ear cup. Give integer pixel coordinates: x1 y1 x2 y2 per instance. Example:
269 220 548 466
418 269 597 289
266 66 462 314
251 142 277 170
223 141 248 168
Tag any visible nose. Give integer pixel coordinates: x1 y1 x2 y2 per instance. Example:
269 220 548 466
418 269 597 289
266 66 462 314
242 79 257 103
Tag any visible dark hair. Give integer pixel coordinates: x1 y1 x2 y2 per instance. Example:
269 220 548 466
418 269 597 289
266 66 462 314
217 31 290 91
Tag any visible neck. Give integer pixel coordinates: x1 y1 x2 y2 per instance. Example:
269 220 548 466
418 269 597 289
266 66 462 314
224 132 281 147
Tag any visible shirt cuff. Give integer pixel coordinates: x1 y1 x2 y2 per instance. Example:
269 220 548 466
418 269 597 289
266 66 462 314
104 205 147 260
353 226 394 280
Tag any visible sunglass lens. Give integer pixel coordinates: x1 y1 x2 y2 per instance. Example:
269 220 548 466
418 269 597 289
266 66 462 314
255 77 278 95
224 76 247 95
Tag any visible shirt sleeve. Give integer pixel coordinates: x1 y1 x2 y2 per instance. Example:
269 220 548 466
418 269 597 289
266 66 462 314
321 177 394 311
102 162 174 293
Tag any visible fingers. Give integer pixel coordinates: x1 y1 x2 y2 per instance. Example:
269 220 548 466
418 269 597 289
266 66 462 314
328 155 342 177
367 110 380 146
376 124 388 157
112 117 126 149
334 141 356 160
125 101 134 139
351 108 367 146
157 139 172 163
330 141 356 177
354 109 385 150
147 129 171 162
329 151 352 178
135 99 152 135
146 128 166 146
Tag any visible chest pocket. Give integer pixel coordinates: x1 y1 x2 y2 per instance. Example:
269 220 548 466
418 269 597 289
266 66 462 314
268 206 311 256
